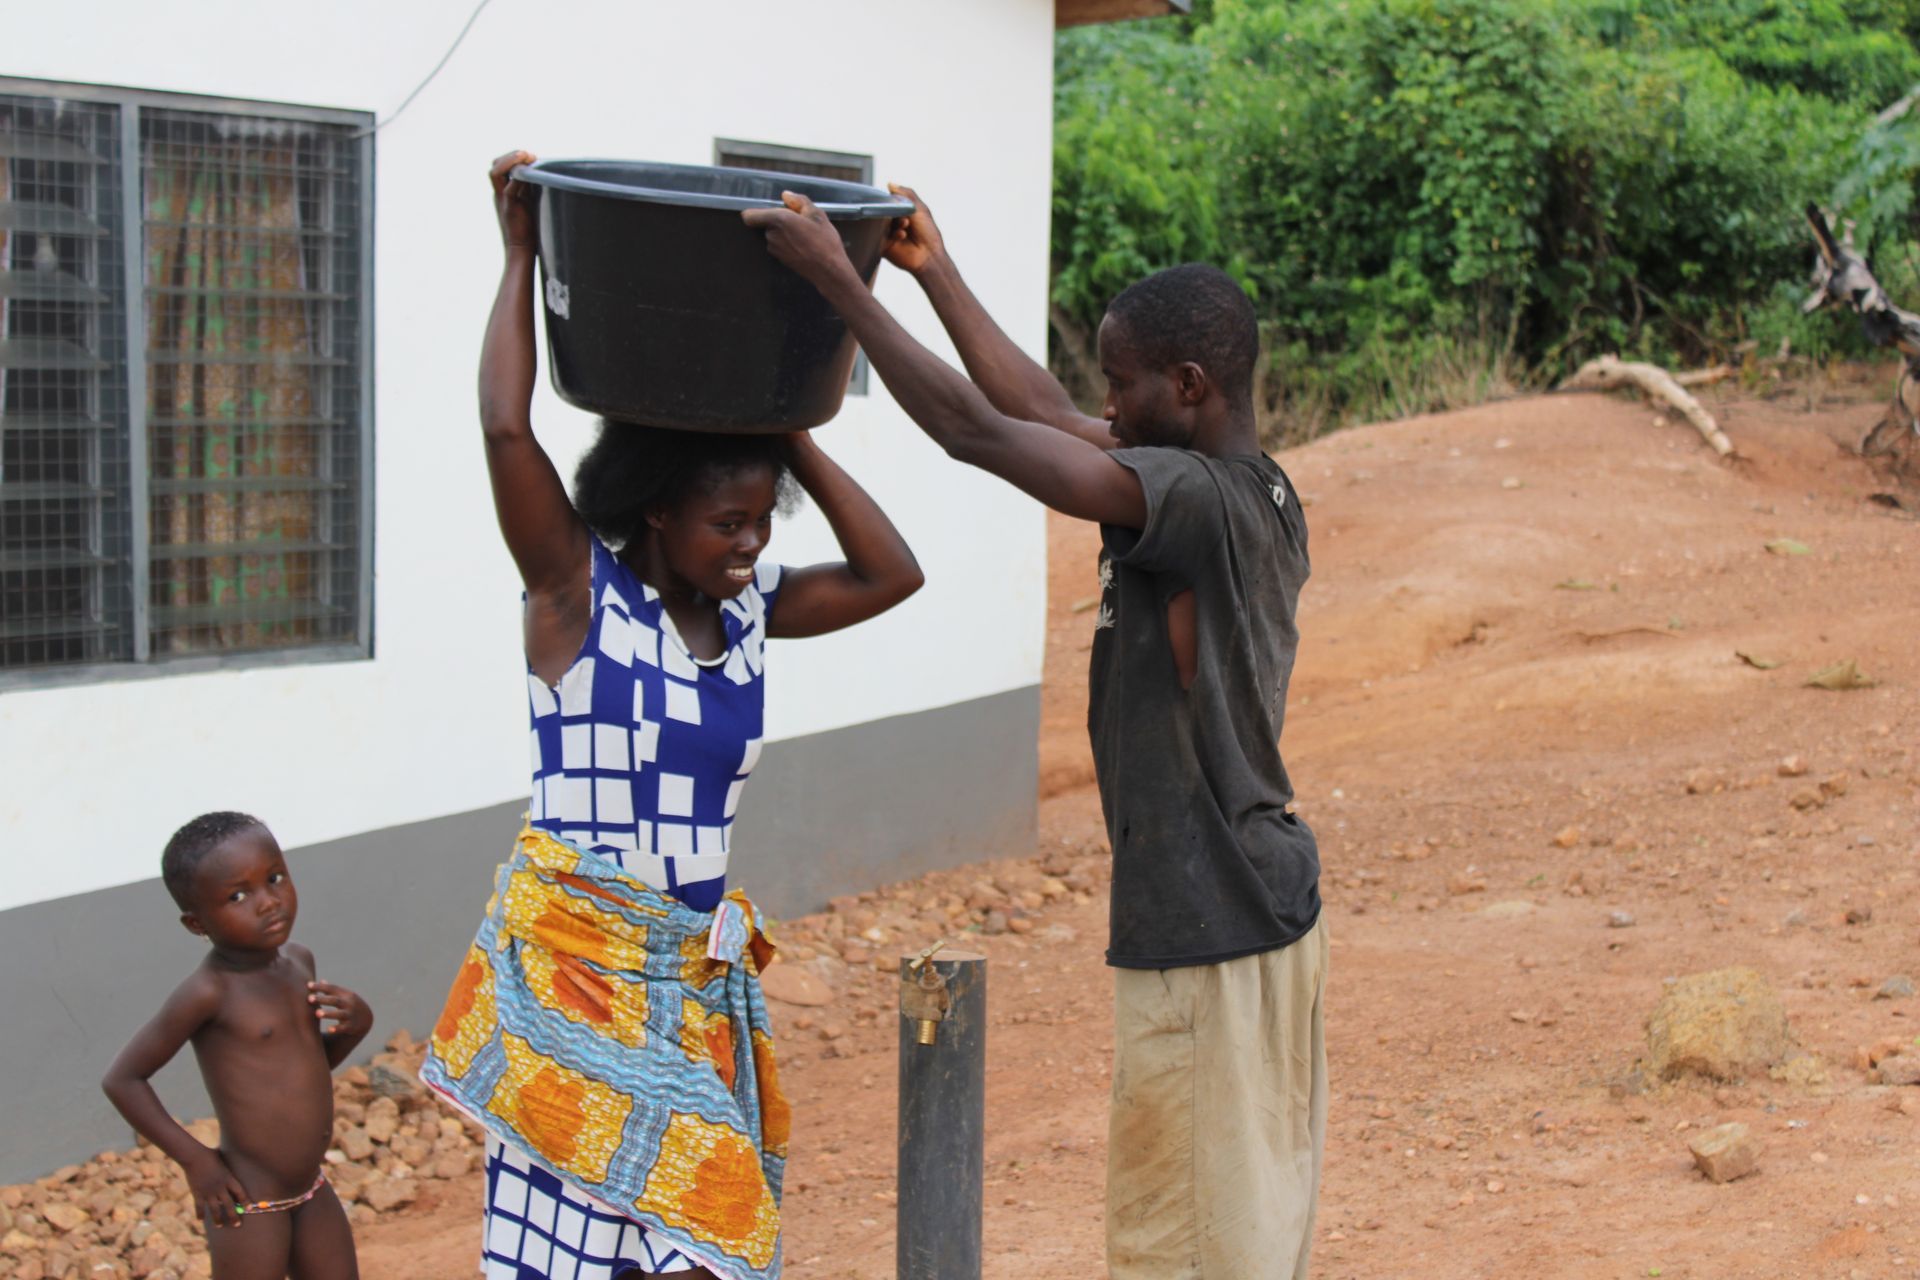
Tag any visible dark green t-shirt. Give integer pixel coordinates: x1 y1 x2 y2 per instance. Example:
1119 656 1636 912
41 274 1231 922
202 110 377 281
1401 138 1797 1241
1091 447 1321 969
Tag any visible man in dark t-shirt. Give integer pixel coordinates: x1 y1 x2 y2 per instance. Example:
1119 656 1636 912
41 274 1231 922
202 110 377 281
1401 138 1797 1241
748 188 1327 1279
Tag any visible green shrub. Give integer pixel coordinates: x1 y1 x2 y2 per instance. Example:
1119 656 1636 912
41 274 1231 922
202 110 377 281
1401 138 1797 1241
1051 0 1920 442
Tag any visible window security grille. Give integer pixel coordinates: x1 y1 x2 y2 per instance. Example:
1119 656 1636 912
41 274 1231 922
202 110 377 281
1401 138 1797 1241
0 85 371 682
0 95 130 670
715 138 874 397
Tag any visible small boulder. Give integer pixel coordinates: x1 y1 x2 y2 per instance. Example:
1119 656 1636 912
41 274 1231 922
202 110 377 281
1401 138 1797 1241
1855 1036 1906 1069
1877 1057 1920 1087
39 1204 86 1234
1646 967 1793 1082
361 1177 417 1214
365 1064 422 1102
1689 1128 1758 1189
337 1126 374 1163
1875 976 1915 1001
1768 1053 1829 1088
758 965 832 1008
392 1137 433 1169
363 1098 400 1145
127 1245 169 1276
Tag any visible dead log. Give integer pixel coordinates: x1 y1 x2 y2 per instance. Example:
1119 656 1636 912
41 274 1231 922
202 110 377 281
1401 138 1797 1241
1802 204 1920 477
1558 355 1736 456
1674 364 1735 388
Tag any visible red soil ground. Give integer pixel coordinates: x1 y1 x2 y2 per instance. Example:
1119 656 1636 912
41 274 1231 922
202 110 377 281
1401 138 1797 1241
356 377 1920 1279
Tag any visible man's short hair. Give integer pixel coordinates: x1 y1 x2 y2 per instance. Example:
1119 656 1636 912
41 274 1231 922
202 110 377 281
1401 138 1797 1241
1105 264 1259 401
161 811 267 909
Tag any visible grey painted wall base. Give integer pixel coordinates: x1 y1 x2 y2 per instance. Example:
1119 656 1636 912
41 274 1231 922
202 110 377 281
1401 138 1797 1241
0 685 1037 1182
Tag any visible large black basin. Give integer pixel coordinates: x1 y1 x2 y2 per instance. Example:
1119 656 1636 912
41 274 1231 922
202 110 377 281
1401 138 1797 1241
514 159 912 432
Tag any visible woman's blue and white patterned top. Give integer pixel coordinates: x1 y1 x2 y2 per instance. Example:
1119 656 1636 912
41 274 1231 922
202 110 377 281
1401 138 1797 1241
526 538 782 913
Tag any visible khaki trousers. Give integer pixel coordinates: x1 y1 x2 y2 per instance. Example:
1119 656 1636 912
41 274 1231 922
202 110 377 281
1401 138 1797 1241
1107 917 1329 1280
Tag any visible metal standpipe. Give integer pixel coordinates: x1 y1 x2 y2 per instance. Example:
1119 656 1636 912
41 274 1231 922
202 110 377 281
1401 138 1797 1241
896 944 986 1280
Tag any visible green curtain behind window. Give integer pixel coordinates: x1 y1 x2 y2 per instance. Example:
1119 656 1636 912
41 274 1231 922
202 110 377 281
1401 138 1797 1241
146 128 316 654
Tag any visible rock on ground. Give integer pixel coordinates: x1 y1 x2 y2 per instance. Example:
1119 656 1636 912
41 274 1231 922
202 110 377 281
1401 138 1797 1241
1876 975 1916 1000
1646 967 1794 1082
1687 1122 1760 1183
1877 1056 1920 1087
759 964 833 1007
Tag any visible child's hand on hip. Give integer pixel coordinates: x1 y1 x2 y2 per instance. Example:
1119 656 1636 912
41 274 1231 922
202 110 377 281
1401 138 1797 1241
184 1148 248 1229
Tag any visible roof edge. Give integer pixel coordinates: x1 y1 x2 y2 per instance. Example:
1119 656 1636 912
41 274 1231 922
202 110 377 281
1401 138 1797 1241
1055 0 1191 30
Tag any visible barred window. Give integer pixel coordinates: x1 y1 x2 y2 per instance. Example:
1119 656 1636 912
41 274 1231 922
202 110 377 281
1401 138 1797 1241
715 138 873 397
0 81 372 684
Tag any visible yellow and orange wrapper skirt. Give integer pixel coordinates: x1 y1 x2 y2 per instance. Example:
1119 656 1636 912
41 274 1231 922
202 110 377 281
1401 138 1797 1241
421 826 790 1280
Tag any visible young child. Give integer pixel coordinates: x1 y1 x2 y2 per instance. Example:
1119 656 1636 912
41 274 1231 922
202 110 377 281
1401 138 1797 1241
102 812 371 1280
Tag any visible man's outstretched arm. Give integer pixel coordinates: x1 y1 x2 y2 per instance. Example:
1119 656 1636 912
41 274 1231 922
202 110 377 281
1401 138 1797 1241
883 185 1115 451
746 194 1143 528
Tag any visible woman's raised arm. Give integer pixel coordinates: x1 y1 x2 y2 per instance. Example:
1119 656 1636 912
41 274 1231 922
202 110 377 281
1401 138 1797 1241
477 151 592 682
764 431 923 638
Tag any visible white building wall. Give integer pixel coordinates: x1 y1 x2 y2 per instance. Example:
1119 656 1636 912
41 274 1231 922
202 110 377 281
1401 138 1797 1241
0 0 1055 913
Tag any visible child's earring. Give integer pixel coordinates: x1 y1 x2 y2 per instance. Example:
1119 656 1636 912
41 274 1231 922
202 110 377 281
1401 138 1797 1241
180 913 207 937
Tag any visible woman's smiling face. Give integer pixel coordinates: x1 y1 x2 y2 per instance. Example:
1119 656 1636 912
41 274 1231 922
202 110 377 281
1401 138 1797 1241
648 463 779 601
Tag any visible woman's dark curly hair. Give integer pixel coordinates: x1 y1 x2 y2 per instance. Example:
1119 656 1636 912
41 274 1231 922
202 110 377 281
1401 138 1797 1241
572 422 803 549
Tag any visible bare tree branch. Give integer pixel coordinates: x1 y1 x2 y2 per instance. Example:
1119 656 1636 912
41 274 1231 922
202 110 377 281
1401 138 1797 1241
1801 205 1920 361
1557 355 1735 456
1800 205 1920 470
1875 82 1920 128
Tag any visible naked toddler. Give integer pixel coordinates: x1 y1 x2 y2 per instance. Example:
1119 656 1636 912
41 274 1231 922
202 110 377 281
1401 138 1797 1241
102 812 371 1280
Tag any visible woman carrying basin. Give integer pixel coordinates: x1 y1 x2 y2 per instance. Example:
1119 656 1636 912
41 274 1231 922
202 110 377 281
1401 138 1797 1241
420 151 923 1280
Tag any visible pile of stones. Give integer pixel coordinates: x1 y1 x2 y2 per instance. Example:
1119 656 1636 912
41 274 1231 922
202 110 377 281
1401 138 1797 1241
0 1031 481 1280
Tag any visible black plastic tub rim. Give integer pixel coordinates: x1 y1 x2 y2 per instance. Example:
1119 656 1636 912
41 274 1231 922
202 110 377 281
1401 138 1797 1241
512 158 915 219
